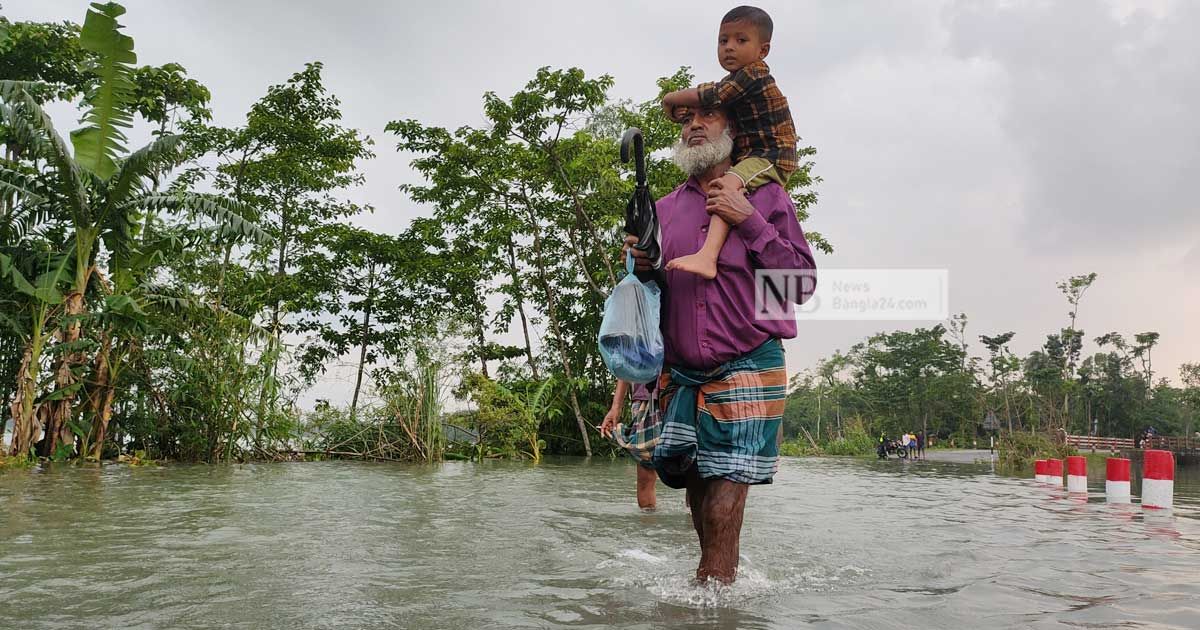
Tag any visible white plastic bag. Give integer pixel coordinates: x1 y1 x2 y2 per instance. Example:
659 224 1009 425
598 253 663 384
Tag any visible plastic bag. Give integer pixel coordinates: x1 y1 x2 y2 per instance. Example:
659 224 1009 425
598 253 664 384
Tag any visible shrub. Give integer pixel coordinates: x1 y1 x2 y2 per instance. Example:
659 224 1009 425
997 430 1075 472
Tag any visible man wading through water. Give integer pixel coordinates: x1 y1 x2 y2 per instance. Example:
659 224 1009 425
621 104 816 583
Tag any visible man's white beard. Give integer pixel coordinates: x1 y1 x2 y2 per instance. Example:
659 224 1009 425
671 129 735 177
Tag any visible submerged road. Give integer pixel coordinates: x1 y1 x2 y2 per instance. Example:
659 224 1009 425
2 458 1198 629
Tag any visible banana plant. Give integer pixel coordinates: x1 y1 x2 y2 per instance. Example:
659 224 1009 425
0 249 70 458
0 2 265 457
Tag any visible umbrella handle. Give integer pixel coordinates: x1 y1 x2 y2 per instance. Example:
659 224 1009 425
620 128 646 186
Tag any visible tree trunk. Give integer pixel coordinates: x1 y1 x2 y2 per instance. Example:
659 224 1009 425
506 234 539 380
546 152 616 288
816 387 822 440
1003 380 1013 433
349 264 376 423
269 200 290 339
87 334 113 459
91 384 116 461
9 343 41 457
40 286 88 457
474 300 489 379
523 210 591 456
257 200 292 448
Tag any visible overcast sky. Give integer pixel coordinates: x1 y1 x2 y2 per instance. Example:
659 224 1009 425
9 0 1198 406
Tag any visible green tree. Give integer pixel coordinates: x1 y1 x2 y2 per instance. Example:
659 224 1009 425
980 331 1019 431
0 2 261 457
0 15 88 104
294 223 439 422
1181 363 1200 438
182 61 373 447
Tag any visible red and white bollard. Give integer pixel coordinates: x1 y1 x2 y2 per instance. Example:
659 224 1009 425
1106 457 1131 503
1066 456 1088 494
1034 459 1047 483
1142 450 1174 510
1045 459 1064 487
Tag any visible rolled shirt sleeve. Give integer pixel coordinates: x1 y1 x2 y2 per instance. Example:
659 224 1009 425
696 61 769 110
735 184 817 277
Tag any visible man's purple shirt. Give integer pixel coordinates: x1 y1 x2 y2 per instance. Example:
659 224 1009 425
657 178 817 371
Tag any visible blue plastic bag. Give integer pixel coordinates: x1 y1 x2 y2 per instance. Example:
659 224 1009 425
598 253 664 384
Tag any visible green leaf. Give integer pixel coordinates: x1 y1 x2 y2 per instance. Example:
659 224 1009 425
107 133 182 205
0 81 88 219
0 252 40 298
128 193 269 243
40 381 84 403
0 311 25 337
0 165 46 203
71 2 137 180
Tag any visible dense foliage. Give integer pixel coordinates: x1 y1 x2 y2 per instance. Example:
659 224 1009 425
2 5 1195 467
783 284 1200 452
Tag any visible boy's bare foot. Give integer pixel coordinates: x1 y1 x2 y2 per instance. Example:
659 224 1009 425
666 253 718 279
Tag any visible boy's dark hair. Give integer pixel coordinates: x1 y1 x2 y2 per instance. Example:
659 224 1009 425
722 6 773 41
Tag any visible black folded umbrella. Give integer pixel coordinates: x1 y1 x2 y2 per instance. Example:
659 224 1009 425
620 128 664 285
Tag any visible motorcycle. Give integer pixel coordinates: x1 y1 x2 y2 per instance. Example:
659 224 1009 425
876 439 908 459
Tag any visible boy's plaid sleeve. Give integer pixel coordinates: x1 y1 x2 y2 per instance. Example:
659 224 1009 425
697 60 769 109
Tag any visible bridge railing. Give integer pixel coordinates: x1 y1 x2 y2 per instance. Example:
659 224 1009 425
1065 434 1198 452
1065 435 1134 451
1142 435 1198 451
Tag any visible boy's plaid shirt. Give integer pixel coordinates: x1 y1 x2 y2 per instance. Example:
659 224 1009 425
697 60 798 176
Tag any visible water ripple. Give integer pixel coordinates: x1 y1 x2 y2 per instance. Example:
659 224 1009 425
1 457 1198 629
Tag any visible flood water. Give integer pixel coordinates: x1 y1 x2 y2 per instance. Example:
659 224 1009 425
2 456 1199 629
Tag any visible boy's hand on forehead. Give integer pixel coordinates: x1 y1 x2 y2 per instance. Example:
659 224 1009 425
662 101 689 123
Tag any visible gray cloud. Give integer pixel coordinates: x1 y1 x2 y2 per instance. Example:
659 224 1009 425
946 0 1200 256
7 0 1197 402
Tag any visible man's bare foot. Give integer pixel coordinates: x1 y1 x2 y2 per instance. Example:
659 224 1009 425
693 570 735 586
666 253 717 279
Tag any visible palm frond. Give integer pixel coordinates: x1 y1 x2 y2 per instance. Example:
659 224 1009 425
126 193 269 244
0 165 48 224
70 2 138 180
142 288 270 342
0 164 47 204
0 81 89 221
0 250 69 306
107 133 182 205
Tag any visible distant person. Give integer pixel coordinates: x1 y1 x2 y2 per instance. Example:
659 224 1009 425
917 431 925 459
901 433 913 458
659 5 799 280
600 380 658 510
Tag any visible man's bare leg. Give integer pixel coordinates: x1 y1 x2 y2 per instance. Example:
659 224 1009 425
636 465 657 510
684 465 708 546
696 478 749 584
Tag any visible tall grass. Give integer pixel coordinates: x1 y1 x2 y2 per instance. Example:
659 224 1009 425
299 354 447 462
781 416 876 457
